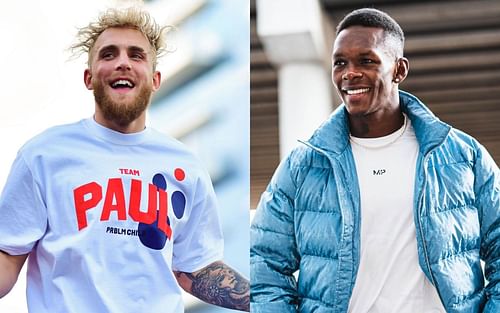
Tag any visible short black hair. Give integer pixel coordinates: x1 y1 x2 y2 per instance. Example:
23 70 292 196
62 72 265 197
336 8 405 57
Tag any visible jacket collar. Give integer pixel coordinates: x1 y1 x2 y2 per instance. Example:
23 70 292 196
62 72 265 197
306 90 451 157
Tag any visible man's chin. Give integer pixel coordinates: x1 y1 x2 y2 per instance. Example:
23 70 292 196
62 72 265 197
94 85 152 126
97 100 148 126
344 103 369 117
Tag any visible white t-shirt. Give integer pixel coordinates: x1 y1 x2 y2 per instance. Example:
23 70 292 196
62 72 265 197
0 118 224 313
348 116 445 313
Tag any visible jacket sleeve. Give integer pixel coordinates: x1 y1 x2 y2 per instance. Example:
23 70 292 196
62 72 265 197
475 144 500 312
250 155 300 313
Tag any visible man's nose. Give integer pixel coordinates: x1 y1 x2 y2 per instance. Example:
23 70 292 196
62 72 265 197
342 71 363 80
116 53 131 71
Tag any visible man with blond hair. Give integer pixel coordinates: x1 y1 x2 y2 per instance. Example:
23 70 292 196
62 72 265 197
0 7 249 312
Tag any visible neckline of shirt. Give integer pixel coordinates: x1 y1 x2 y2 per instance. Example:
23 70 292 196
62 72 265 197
83 117 151 146
350 114 411 149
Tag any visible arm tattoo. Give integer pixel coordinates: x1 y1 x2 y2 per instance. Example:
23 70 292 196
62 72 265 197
175 261 249 311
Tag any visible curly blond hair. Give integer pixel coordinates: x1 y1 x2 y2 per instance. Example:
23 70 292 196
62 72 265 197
70 7 170 69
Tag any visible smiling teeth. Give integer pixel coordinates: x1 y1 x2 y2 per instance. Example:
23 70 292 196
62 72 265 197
346 88 369 95
112 80 133 87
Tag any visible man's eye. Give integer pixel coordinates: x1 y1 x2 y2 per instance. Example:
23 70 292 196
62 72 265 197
102 52 114 59
333 60 346 66
361 58 374 64
131 53 144 60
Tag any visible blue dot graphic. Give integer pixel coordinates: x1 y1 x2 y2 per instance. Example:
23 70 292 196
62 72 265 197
152 173 167 190
172 191 186 219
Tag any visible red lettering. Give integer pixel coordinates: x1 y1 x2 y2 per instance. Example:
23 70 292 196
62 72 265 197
74 182 102 230
129 179 157 224
100 178 127 222
74 177 173 237
157 187 172 239
119 168 140 176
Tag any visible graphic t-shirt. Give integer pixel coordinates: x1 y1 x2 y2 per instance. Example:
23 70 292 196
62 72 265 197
0 118 224 313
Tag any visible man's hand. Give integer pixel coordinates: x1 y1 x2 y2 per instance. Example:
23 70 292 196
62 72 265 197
0 250 28 298
174 261 249 312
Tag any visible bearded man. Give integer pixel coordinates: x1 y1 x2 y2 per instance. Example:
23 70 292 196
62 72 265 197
0 7 249 313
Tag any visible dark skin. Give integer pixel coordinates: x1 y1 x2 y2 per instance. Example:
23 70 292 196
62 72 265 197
331 26 409 138
175 261 250 311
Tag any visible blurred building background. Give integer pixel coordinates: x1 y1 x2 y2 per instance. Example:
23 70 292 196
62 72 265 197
0 1 248 313
251 0 500 208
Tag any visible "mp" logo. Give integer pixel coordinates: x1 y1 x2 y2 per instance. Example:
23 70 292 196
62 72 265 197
373 169 386 175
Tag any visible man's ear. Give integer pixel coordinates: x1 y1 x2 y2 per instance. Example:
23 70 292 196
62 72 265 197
152 71 161 91
84 69 93 90
393 57 409 84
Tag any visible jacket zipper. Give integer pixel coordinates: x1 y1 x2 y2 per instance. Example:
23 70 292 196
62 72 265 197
300 140 446 308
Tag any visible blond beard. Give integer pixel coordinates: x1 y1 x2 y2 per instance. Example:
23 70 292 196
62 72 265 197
93 81 152 127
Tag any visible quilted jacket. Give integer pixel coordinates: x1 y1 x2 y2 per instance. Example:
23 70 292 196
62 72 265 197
250 91 500 313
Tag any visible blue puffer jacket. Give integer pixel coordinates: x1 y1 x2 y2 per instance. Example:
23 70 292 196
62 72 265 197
250 91 500 313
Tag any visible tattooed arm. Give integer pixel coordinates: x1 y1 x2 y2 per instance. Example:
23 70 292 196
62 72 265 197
174 261 250 312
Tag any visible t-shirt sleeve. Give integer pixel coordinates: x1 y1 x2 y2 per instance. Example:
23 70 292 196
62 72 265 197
0 152 47 255
171 168 224 273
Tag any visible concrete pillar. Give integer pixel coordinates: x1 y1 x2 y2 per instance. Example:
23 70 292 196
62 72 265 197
278 63 333 156
256 0 339 157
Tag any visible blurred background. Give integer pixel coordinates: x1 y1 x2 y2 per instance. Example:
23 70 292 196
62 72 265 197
251 0 500 209
0 0 249 312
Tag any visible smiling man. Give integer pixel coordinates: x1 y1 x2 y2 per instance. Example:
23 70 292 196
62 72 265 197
86 26 160 132
0 7 249 313
251 8 499 313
